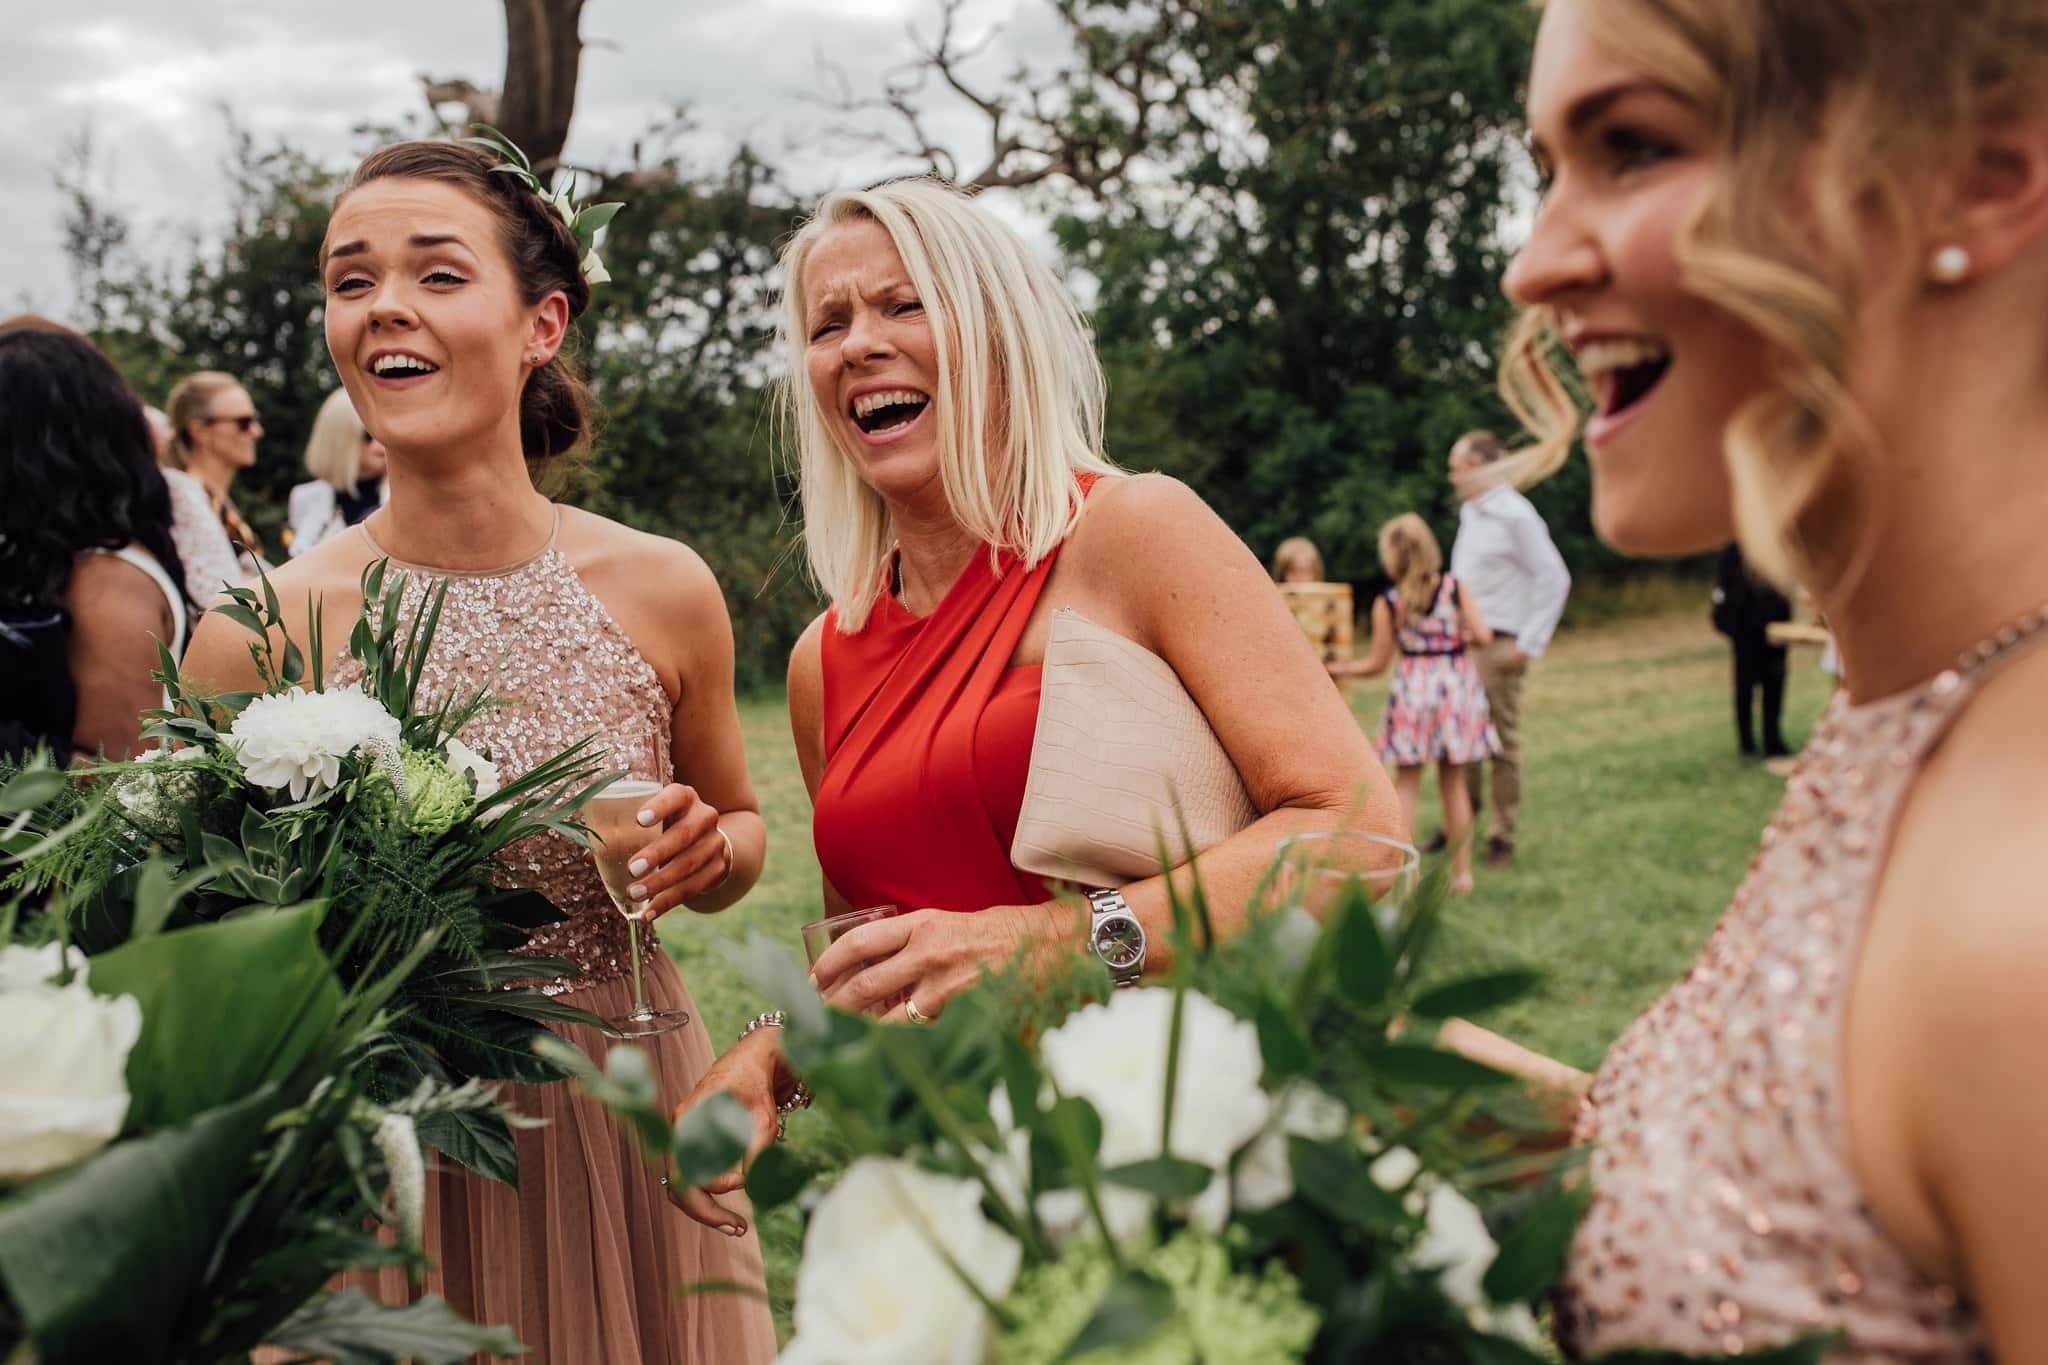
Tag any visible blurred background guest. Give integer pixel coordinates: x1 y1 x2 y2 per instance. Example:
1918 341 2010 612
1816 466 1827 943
1446 429 1571 866
0 318 191 762
163 369 268 583
142 404 175 464
287 388 388 556
1269 535 1325 584
1710 543 1792 761
1331 513 1497 894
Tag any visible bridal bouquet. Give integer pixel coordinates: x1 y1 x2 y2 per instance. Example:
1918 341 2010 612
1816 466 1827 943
10 561 617 1185
579 853 1835 1363
0 761 524 1364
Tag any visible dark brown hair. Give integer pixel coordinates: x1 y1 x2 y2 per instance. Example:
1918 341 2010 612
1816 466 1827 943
1456 430 1508 465
329 140 599 486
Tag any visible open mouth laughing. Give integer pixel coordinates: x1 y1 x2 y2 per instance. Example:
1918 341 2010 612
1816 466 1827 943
1576 337 1670 435
848 386 931 439
366 349 442 385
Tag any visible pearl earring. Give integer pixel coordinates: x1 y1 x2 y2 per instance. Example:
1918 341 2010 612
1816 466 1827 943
1929 245 1971 286
528 353 542 365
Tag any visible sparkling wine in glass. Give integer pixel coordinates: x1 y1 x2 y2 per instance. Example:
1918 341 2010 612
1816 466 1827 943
584 777 689 1038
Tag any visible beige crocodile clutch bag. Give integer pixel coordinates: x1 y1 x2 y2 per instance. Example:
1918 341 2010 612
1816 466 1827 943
1010 608 1258 889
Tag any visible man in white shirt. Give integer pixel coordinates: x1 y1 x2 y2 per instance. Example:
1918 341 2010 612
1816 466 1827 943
1447 431 1571 867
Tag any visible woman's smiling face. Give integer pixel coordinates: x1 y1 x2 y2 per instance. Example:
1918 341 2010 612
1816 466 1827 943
321 179 548 460
1505 0 1774 557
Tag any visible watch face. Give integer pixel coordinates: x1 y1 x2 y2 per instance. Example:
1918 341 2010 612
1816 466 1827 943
1092 912 1145 971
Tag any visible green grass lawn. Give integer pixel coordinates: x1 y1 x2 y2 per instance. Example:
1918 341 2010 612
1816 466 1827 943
655 601 1834 1336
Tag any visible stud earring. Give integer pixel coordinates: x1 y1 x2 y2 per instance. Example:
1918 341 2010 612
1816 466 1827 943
1929 244 1971 286
528 353 543 365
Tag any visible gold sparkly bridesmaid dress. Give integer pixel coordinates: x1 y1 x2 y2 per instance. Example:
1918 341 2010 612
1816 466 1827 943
1553 645 2023 1361
328 516 778 1365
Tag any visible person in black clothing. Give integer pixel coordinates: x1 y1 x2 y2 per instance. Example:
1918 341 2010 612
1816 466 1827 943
1711 543 1792 758
0 318 192 763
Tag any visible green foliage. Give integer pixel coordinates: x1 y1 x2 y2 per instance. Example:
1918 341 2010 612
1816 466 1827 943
13 563 618 1186
0 784 527 1364
1037 0 1602 582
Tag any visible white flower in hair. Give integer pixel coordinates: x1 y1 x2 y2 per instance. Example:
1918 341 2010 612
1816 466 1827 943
579 249 611 286
225 684 403 801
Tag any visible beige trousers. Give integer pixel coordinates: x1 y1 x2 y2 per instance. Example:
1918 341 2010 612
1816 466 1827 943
1469 635 1526 844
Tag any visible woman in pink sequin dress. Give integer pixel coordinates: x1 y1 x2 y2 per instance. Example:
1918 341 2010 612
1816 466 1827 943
1445 0 2048 1357
183 141 777 1363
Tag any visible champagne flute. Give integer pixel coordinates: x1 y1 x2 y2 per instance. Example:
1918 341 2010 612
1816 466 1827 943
584 777 689 1038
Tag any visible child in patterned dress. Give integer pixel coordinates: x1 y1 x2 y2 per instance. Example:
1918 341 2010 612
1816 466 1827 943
1331 514 1499 892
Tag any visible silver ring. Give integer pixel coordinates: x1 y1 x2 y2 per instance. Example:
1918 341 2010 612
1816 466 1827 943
904 998 931 1025
659 1173 671 1188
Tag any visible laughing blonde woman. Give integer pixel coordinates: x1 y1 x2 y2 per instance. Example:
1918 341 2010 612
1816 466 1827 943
666 178 1403 1232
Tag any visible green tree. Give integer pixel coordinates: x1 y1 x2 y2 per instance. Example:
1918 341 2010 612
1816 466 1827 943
863 0 1613 583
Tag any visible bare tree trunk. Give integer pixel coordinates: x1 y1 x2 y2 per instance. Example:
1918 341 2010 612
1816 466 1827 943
494 0 588 171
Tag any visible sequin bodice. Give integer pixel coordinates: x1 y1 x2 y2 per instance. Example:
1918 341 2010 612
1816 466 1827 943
330 518 672 995
1558 671 1993 1360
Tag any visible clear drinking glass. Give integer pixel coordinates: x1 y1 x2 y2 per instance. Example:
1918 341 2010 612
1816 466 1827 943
800 903 905 967
583 777 689 1038
1267 829 1422 937
800 904 910 1013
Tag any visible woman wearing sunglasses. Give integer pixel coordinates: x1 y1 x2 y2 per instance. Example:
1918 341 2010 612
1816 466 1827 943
287 388 389 556
163 369 269 591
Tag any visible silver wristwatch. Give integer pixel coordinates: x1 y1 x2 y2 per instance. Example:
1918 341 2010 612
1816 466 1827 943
1085 888 1147 987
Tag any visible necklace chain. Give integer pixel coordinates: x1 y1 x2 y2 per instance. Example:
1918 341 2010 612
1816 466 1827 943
1952 601 2048 677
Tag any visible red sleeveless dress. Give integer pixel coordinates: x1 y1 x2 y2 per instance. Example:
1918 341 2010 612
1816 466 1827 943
813 514 1089 913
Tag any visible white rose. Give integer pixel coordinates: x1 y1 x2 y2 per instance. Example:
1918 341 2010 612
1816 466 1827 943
225 684 402 801
0 942 85 992
1415 1178 1499 1310
0 957 142 1184
782 1157 1021 1365
442 737 502 799
1367 1143 1526 1331
1232 1082 1350 1213
1035 988 1270 1241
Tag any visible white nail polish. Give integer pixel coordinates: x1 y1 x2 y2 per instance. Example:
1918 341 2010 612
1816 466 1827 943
629 858 649 877
636 809 656 826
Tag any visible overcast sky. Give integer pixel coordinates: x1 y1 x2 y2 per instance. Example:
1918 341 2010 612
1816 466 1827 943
2 0 1072 321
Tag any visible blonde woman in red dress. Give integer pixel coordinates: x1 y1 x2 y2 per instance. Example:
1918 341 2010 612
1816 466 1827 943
666 179 1406 1231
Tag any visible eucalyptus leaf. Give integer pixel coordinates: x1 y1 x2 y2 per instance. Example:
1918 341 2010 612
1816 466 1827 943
0 766 65 814
742 1143 815 1211
1056 1269 1175 1361
1288 1135 1408 1227
1411 969 1545 1020
1483 1180 1595 1303
1331 884 1394 1006
1369 1043 1513 1090
1101 1155 1213 1200
1255 995 1313 1078
670 1091 753 1186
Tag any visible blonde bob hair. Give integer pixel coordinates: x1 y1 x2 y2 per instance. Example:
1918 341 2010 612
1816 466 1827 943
1377 513 1444 618
1499 0 2048 591
1270 535 1325 583
302 388 371 490
163 370 243 471
779 178 1122 631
